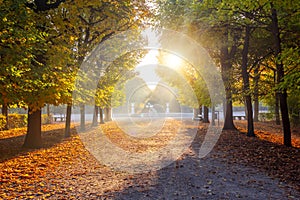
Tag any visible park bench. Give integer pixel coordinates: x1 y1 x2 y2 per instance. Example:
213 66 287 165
193 114 203 121
53 115 66 122
233 115 246 120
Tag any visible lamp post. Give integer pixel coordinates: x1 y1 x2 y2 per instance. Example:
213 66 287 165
131 103 135 115
166 103 170 113
146 102 153 116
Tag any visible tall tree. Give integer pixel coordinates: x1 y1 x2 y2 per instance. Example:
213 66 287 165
62 0 150 131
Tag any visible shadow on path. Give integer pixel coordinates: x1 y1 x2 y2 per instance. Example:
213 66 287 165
0 127 76 162
107 129 300 199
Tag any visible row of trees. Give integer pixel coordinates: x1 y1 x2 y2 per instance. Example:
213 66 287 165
154 0 300 146
0 0 299 148
155 52 211 123
0 0 150 148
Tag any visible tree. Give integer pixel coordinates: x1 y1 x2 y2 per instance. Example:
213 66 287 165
23 0 149 142
93 51 144 124
0 0 43 130
1 0 79 147
155 53 211 122
61 0 150 131
267 0 300 146
188 0 241 130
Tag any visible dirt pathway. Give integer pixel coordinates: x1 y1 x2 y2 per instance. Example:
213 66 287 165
1 121 299 199
40 141 299 200
42 124 300 199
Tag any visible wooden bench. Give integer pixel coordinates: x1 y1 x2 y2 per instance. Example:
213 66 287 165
233 115 246 120
53 116 66 122
193 114 203 121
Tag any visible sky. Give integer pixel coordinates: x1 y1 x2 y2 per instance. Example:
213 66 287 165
136 50 161 91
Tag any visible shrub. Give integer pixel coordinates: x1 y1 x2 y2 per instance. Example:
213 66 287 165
42 114 53 124
259 112 274 121
0 115 7 130
0 113 54 130
7 114 27 129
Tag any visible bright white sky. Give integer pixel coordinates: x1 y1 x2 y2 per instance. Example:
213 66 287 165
136 50 160 90
136 49 184 90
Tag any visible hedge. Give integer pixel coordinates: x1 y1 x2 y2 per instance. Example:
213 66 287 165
0 114 52 130
0 115 7 130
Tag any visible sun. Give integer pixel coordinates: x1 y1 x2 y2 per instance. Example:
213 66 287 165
162 53 183 70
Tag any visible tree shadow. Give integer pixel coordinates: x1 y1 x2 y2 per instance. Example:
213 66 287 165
101 127 209 199
101 126 300 199
0 127 77 162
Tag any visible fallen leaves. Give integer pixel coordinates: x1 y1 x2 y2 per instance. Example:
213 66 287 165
0 123 88 199
99 119 182 153
0 120 299 199
234 121 300 148
213 126 300 191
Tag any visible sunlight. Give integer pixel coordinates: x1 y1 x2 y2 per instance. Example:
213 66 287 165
147 83 157 91
162 53 183 70
136 50 160 91
137 50 159 66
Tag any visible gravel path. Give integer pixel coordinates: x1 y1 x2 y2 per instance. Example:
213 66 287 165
2 122 299 199
43 133 300 200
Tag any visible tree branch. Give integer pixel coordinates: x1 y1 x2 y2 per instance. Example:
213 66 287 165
25 0 66 12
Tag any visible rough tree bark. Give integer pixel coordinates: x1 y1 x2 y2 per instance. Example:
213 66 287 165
92 105 98 126
253 66 260 122
220 30 237 130
1 103 8 130
46 104 51 124
241 25 255 137
275 92 281 125
104 107 112 122
211 104 216 126
271 4 291 146
64 104 72 138
203 106 209 123
273 70 281 124
23 108 42 148
99 108 105 124
80 103 85 131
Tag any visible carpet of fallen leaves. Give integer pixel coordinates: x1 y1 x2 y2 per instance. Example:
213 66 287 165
234 120 300 148
0 120 299 199
214 120 300 190
99 120 182 153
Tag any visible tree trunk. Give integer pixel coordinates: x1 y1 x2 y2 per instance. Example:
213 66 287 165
253 66 260 122
107 107 112 121
241 25 255 137
203 106 209 123
199 105 202 117
1 103 8 130
23 108 42 148
64 104 72 138
223 96 236 130
211 104 216 126
104 107 112 122
273 70 281 124
275 92 281 125
80 103 85 131
271 4 291 146
46 104 51 124
254 99 259 122
104 107 108 122
99 108 105 124
92 105 98 126
220 30 237 130
280 92 291 146
244 100 248 120
245 96 255 136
